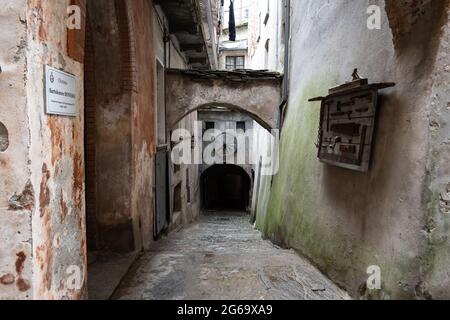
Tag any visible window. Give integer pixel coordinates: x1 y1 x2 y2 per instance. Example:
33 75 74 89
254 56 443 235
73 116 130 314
264 39 270 69
237 121 246 132
264 0 270 25
173 183 182 213
226 56 245 70
258 13 262 42
205 122 215 132
186 169 191 203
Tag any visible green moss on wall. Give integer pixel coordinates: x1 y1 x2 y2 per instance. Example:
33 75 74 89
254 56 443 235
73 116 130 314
261 76 334 242
255 75 424 299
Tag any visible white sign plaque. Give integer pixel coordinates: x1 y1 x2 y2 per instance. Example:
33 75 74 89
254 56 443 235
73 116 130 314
45 65 78 117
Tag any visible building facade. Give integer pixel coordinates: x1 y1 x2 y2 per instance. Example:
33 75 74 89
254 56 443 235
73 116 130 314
219 0 250 70
0 0 220 300
254 0 450 300
2 0 450 301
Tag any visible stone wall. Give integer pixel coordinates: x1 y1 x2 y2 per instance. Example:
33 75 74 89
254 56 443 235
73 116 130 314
26 0 87 299
88 0 134 252
259 0 450 299
128 0 157 251
0 0 33 300
85 0 156 253
0 0 158 300
165 71 282 131
423 3 450 299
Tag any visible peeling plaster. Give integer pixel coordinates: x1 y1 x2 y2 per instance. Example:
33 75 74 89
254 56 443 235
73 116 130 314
0 0 33 301
8 180 35 211
260 0 450 299
0 274 16 286
0 121 9 152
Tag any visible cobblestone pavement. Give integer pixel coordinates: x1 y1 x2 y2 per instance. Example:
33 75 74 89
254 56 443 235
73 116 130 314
113 212 350 300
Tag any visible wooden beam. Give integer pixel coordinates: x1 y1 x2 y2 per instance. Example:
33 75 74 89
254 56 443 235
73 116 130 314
188 57 207 64
180 43 205 52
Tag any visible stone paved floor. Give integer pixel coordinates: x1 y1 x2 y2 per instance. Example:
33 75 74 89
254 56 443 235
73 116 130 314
113 212 350 300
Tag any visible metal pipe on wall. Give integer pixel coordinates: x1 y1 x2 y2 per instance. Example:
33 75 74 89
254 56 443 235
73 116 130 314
279 0 291 129
206 0 219 69
283 0 291 102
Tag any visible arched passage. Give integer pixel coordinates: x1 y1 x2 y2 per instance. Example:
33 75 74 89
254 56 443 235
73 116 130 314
165 69 282 131
201 165 251 211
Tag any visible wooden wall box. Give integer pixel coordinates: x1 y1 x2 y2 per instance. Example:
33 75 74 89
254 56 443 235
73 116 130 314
309 76 395 172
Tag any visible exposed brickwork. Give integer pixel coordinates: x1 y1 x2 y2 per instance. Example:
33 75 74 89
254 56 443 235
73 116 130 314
385 0 431 39
384 0 448 49
67 0 86 63
84 14 98 251
115 0 138 93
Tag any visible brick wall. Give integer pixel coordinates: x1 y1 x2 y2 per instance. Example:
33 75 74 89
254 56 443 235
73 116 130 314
115 0 138 93
84 14 98 251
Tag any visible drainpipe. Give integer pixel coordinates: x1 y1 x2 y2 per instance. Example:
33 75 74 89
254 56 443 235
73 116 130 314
279 0 291 129
163 27 169 68
283 0 291 101
206 0 219 69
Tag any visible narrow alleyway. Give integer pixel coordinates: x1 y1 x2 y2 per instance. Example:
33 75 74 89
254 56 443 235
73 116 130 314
113 212 349 300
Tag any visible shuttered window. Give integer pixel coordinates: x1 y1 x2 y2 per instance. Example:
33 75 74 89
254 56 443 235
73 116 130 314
225 56 245 70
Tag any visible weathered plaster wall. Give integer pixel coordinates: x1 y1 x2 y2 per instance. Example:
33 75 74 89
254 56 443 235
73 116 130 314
423 6 450 299
26 0 87 299
152 6 200 235
172 112 202 226
247 0 284 233
385 0 434 50
260 0 449 299
128 0 157 250
0 0 33 300
87 0 156 252
165 72 282 130
253 121 275 227
248 0 285 72
88 0 133 252
1 0 158 300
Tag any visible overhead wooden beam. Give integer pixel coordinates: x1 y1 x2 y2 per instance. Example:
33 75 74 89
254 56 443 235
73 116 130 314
170 23 198 35
188 57 208 64
180 43 205 52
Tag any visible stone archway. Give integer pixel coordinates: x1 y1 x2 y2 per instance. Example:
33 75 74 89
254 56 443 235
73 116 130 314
165 69 283 131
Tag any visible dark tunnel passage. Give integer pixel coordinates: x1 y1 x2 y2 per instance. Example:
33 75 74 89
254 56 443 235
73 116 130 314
201 165 251 211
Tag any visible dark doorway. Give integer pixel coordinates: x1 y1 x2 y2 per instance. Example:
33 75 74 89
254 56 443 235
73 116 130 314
201 165 251 211
155 148 170 238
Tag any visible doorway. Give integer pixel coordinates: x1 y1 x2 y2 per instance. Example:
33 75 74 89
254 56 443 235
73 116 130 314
201 164 251 211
